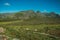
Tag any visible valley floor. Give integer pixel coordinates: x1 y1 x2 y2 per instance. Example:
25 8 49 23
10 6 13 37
0 20 60 40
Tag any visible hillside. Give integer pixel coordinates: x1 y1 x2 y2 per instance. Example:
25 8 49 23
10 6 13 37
0 10 60 40
0 10 60 24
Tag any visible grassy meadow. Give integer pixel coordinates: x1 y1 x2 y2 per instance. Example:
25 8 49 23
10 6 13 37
0 20 60 40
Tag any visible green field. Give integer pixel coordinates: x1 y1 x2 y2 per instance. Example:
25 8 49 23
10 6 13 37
0 20 60 40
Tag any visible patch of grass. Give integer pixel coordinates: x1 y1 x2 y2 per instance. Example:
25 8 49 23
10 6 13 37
0 21 60 40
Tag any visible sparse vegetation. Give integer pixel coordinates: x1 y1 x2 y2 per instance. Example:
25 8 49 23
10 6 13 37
0 10 60 40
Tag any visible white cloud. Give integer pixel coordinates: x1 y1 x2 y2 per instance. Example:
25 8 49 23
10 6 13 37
4 3 10 6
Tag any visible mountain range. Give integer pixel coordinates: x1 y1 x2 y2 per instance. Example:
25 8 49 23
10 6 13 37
0 10 60 24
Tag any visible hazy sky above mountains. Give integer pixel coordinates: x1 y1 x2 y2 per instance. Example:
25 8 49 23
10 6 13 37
0 0 60 14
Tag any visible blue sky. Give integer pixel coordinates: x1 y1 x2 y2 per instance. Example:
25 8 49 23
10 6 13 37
0 0 60 14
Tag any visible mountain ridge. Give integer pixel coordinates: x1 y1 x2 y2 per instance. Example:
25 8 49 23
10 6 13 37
0 10 60 24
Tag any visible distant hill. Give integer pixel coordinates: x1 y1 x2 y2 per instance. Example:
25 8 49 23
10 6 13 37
0 10 60 24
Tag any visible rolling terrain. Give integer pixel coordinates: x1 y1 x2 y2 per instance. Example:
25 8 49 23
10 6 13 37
0 10 60 40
